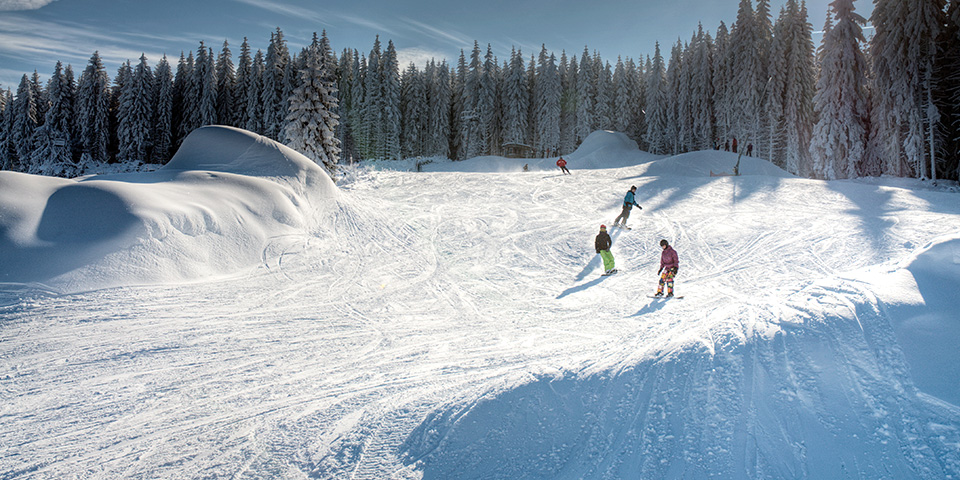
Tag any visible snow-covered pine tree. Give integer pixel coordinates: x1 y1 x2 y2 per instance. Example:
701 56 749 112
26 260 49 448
195 43 218 130
867 0 946 178
284 42 341 173
645 42 669 155
575 46 596 145
593 57 613 132
780 0 816 176
336 49 356 163
627 57 647 146
479 44 500 156
678 40 695 152
29 71 47 129
534 46 561 157
713 22 732 145
380 40 402 160
262 29 290 141
459 42 483 159
152 56 174 164
215 40 235 126
560 52 578 154
401 63 425 159
172 52 193 146
360 39 384 159
450 50 466 160
765 8 788 166
11 75 37 172
810 0 870 180
30 64 74 177
0 89 14 170
613 57 631 135
665 40 683 154
234 38 252 128
729 0 766 153
45 61 77 164
501 47 529 147
244 50 265 135
689 25 715 151
117 54 155 163
427 60 451 158
77 52 111 164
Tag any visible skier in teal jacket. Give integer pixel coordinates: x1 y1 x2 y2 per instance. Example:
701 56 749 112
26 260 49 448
613 186 642 229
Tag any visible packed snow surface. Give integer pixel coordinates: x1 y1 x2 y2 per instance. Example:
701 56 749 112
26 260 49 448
2 129 959 479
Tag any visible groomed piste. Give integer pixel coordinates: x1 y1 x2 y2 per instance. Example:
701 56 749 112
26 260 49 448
1 127 959 479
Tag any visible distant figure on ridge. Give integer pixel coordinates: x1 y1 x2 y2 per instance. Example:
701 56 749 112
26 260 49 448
746 143 753 157
595 225 616 276
557 157 570 175
655 239 679 297
612 185 642 230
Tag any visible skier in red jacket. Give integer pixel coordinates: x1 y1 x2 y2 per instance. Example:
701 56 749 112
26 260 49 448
655 239 679 297
557 157 570 175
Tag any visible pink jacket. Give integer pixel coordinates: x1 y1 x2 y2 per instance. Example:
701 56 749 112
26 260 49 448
660 246 679 271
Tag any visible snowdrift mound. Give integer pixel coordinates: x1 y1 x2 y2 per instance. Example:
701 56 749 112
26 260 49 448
565 130 660 169
0 126 337 293
861 234 960 406
642 150 794 178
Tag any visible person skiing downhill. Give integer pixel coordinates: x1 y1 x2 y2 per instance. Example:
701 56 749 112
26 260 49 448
655 239 679 297
612 186 642 229
557 157 570 175
595 225 616 275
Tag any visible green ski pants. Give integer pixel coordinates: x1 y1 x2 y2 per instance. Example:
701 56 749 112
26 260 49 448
599 250 615 271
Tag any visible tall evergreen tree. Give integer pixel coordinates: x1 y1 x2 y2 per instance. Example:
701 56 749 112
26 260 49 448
810 0 870 179
427 60 451 158
245 49 265 135
534 46 561 157
284 42 341 172
215 40 236 126
262 28 291 140
401 63 426 158
0 89 15 170
234 38 252 128
594 58 613 132
729 0 766 151
866 0 946 178
665 40 683 154
381 40 402 160
117 54 155 163
44 61 77 163
645 42 669 154
360 39 384 159
560 52 578 153
152 56 174 164
478 44 500 155
713 21 733 145
195 42 218 130
77 51 111 164
12 75 38 171
779 0 817 176
501 47 529 146
575 46 596 145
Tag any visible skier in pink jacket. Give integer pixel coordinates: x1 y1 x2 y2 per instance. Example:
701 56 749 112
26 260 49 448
655 239 679 297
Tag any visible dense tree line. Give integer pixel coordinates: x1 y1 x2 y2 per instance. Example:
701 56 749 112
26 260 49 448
0 0 958 181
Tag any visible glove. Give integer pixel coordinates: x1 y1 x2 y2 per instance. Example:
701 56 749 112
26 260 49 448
657 267 663 275
674 267 679 274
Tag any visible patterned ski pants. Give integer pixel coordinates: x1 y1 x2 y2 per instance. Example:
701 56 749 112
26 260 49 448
657 267 677 295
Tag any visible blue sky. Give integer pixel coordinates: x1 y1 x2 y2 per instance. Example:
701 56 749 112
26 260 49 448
0 0 873 91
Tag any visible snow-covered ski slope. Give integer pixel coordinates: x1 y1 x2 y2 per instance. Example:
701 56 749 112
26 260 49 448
2 128 959 479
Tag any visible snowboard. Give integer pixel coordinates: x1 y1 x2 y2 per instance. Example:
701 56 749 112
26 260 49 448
612 224 631 230
601 269 619 276
648 295 683 299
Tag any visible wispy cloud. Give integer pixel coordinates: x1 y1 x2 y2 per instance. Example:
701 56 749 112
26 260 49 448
228 0 332 27
399 17 470 49
0 0 57 11
0 14 169 82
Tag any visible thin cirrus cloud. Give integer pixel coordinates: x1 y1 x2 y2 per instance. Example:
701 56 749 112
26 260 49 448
0 14 168 81
0 0 57 11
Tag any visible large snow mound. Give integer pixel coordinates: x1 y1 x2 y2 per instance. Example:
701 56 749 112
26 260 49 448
0 126 337 293
855 234 960 405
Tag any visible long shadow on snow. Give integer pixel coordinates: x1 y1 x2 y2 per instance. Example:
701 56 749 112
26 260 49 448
618 173 786 218
399 297 954 479
557 230 625 299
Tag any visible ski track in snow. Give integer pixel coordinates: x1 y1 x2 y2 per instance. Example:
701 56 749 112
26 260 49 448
2 163 960 478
